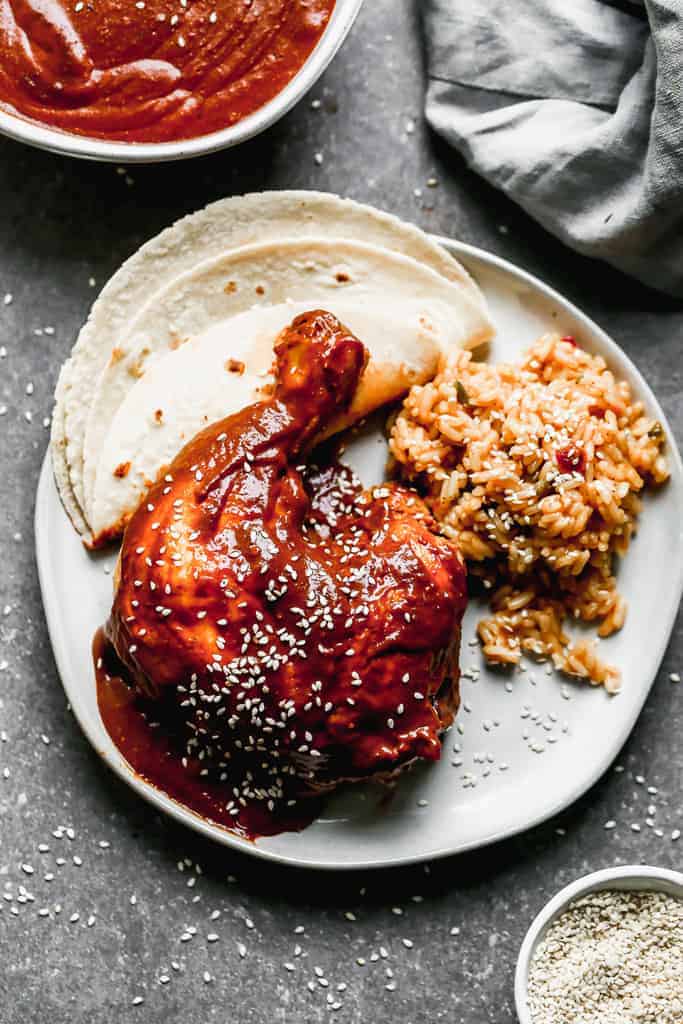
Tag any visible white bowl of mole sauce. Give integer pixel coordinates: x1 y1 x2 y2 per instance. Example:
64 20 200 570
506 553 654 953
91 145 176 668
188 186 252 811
515 865 683 1024
0 0 364 162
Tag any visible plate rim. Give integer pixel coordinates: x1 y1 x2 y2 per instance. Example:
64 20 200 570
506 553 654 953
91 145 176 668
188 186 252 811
35 237 683 870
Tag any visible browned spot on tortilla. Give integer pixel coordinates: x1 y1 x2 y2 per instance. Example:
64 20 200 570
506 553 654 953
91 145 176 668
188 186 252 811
109 347 125 365
226 358 245 375
224 281 237 294
86 468 161 549
255 285 265 296
113 461 131 479
128 346 151 378
169 331 188 351
154 409 163 424
335 271 350 283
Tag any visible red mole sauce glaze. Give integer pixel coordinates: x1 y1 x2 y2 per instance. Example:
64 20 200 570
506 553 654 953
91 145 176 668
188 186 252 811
98 311 467 839
95 629 320 837
0 0 335 143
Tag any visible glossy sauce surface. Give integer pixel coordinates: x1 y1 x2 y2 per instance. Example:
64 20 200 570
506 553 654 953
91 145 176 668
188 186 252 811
95 629 320 837
98 312 467 839
0 0 335 142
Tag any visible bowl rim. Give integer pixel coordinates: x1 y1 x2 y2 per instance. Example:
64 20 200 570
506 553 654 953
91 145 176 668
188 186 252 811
514 863 683 1024
0 0 365 163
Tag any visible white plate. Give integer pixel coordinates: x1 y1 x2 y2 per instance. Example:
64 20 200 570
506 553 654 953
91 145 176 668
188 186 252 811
35 241 683 870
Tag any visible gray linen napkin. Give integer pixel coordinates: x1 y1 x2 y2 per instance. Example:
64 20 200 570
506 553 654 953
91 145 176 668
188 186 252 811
423 0 683 297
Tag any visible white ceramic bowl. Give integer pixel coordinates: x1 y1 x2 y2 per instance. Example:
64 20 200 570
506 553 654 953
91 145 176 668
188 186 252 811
0 0 364 163
515 864 683 1023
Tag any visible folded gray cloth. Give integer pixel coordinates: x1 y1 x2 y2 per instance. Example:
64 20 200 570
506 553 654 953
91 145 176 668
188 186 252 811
423 0 683 297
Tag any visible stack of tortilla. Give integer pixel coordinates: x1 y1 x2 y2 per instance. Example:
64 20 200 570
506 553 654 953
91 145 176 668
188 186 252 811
51 191 493 547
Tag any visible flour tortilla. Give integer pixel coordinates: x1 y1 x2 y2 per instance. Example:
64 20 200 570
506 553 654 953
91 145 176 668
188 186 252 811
89 294 484 542
50 362 89 537
53 191 485 540
83 238 493 543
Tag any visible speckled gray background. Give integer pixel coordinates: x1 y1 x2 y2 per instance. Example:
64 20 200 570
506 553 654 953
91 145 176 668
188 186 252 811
0 3 681 1022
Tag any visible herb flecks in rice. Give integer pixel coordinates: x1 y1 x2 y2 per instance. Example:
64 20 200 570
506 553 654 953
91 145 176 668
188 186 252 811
390 334 669 691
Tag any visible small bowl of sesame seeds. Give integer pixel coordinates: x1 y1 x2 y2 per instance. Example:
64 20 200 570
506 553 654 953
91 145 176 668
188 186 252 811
515 865 683 1024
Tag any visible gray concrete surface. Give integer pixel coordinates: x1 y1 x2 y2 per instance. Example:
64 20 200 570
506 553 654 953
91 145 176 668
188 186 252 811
0 3 681 1022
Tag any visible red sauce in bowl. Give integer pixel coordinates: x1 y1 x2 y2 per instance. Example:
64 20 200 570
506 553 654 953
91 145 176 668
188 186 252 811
0 0 335 143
